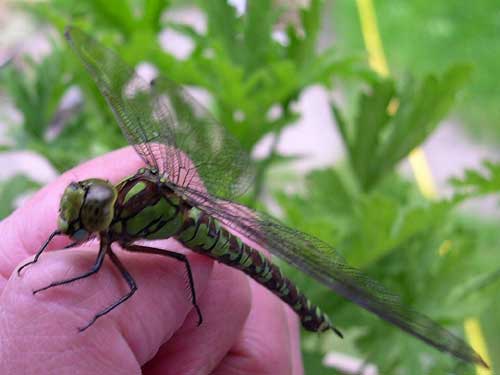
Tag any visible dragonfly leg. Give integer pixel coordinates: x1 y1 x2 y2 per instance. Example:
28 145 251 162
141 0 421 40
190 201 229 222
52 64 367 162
32 235 108 295
18 230 62 276
122 244 203 326
63 241 79 249
79 249 137 332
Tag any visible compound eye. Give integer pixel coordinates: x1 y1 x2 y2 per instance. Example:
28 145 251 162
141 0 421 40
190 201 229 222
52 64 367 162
81 181 117 233
58 182 86 235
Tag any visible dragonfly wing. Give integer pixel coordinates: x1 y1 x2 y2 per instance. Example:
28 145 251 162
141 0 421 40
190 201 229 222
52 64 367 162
65 26 484 367
64 26 254 199
65 26 173 172
174 186 486 367
149 77 253 198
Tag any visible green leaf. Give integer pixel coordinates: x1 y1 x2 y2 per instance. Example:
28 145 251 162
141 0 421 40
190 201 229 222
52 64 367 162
298 51 366 88
199 0 240 63
450 160 500 199
352 80 395 190
86 0 135 34
286 0 323 66
332 64 471 191
167 22 206 45
0 47 70 146
19 1 73 30
141 0 170 32
0 175 40 219
271 165 490 372
242 0 275 73
331 101 352 155
379 64 472 173
302 351 340 374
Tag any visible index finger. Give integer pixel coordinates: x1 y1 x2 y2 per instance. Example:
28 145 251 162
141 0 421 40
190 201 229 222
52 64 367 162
0 147 143 280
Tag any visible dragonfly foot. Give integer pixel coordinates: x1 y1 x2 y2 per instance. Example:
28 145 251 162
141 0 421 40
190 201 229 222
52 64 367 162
33 279 65 294
78 319 96 332
17 260 37 276
64 241 79 249
18 230 62 276
32 285 49 295
195 305 203 326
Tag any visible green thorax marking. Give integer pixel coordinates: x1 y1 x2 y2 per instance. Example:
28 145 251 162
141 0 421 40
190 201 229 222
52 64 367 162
110 169 185 241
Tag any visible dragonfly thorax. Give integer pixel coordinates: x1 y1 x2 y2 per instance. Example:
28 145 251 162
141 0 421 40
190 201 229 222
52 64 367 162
58 178 118 239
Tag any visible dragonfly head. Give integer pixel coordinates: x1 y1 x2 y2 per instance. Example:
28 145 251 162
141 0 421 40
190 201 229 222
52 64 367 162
58 179 118 239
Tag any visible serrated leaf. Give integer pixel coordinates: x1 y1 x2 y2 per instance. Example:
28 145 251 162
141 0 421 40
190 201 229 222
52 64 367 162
450 159 500 199
352 80 395 190
331 101 352 156
286 0 323 66
333 65 470 191
379 64 472 172
141 0 170 32
298 51 364 87
0 47 70 146
199 0 240 63
243 0 275 73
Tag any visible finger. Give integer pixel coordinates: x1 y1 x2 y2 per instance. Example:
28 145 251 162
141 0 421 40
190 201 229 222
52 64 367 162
0 147 143 283
285 304 304 375
0 242 214 374
142 263 251 375
212 279 301 375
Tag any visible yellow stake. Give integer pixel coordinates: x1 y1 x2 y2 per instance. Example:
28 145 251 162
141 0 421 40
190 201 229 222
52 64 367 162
408 148 438 199
355 0 491 372
356 0 390 78
465 319 492 375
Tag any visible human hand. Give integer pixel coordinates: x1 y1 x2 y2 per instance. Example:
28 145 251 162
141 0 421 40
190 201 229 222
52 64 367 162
0 148 303 374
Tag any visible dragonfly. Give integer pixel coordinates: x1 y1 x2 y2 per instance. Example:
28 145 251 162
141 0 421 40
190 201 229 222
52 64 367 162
17 26 487 368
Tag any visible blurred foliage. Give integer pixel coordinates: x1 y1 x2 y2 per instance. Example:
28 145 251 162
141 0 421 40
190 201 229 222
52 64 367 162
0 175 40 218
333 65 471 191
451 160 500 200
2 0 372 196
0 0 498 373
0 48 122 171
333 0 500 143
272 165 498 373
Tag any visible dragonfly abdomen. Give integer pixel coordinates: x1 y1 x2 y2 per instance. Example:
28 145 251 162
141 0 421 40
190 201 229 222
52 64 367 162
176 207 336 334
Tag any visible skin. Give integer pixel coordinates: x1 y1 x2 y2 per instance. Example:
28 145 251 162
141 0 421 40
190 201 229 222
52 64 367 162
0 148 304 375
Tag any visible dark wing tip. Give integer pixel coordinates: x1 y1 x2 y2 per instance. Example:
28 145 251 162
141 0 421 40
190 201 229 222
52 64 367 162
332 327 344 339
64 25 73 41
475 354 489 369
64 25 86 47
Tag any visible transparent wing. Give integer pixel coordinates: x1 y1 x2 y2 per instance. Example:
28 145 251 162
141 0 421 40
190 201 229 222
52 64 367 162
64 26 253 198
176 186 486 367
65 26 484 367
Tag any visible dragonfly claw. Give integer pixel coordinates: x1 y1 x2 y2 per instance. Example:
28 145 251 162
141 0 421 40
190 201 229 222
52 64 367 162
78 321 94 332
17 260 36 276
195 305 203 327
